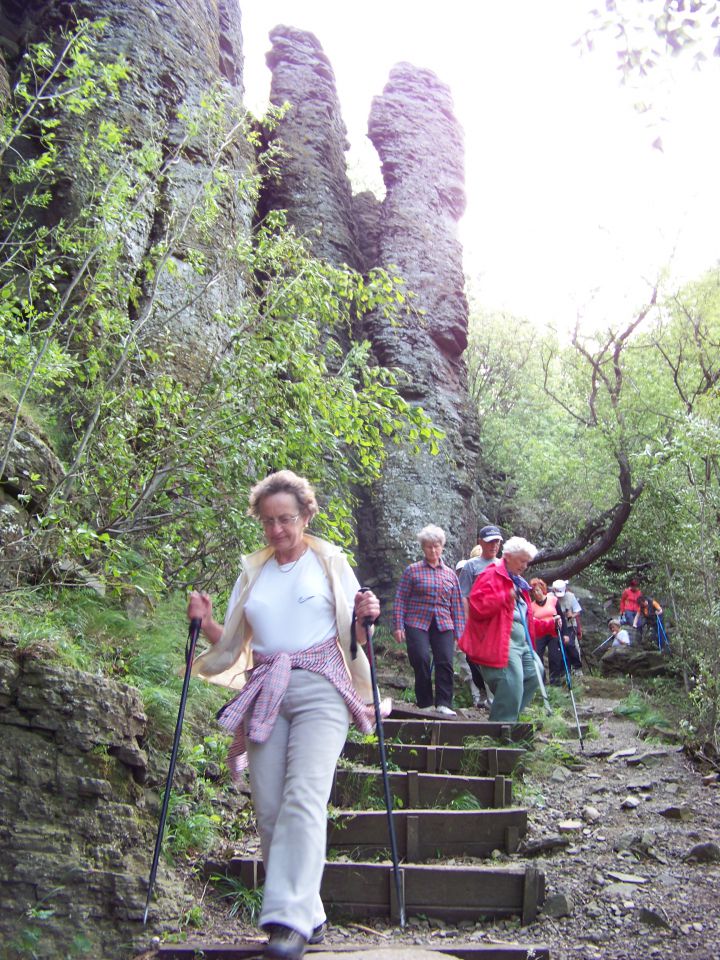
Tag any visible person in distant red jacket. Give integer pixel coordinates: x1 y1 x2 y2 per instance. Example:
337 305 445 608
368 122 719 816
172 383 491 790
459 536 558 722
619 578 642 627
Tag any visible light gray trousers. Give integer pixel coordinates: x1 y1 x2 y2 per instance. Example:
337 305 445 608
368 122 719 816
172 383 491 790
246 669 350 937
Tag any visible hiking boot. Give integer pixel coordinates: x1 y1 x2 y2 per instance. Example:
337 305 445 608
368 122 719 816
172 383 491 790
308 922 326 944
264 925 307 960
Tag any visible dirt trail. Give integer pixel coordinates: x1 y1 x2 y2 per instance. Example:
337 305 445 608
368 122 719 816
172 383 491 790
515 684 720 960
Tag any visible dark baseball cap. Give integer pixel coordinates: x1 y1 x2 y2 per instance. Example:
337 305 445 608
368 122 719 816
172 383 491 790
479 524 503 542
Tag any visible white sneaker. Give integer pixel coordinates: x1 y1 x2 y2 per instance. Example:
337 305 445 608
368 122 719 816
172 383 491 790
435 705 457 717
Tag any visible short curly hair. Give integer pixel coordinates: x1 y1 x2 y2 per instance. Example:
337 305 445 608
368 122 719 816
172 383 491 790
502 536 538 559
247 470 319 520
417 524 446 546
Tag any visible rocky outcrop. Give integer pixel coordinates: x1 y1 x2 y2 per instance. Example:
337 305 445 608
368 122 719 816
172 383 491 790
1 0 254 379
259 33 482 597
0 45 10 111
600 647 673 678
0 406 65 588
261 25 364 269
356 64 483 593
0 653 191 958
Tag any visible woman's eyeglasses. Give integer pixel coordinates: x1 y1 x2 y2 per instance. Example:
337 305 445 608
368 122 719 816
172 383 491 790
259 514 300 529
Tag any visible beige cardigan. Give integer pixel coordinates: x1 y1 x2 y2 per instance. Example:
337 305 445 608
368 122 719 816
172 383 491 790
190 534 374 702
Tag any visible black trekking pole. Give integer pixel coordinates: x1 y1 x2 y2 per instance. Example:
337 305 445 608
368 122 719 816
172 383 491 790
359 589 406 928
143 616 202 924
557 628 584 752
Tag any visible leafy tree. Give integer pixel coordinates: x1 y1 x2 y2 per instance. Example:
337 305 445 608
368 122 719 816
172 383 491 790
467 269 720 747
580 0 720 81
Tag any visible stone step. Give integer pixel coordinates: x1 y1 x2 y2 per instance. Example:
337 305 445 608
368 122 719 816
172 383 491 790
330 769 513 809
327 807 527 859
342 741 525 776
205 858 546 926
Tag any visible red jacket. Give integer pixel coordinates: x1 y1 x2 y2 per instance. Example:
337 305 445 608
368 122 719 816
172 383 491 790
620 587 641 614
459 560 556 669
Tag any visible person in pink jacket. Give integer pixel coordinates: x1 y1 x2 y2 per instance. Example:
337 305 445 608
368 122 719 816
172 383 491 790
459 536 558 722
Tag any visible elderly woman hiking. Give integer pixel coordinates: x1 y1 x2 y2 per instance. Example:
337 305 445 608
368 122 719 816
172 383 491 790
393 524 465 716
459 536 558 723
187 470 380 960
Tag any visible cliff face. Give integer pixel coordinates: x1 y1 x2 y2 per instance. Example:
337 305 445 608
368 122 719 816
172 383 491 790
0 0 254 376
260 32 482 595
0 0 256 581
0 653 191 958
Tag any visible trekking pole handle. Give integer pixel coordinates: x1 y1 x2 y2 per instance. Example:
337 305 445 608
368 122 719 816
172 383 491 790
358 586 380 628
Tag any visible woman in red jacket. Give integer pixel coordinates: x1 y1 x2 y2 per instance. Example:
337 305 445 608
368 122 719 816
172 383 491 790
619 578 642 627
459 536 558 722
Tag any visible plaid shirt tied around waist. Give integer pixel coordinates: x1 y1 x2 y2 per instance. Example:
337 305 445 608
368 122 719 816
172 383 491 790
392 559 465 638
216 634 375 780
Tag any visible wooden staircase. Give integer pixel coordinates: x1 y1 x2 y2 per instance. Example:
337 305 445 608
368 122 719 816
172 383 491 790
156 708 550 960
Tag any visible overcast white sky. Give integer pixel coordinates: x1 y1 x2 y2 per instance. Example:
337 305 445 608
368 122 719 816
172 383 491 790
239 1 720 331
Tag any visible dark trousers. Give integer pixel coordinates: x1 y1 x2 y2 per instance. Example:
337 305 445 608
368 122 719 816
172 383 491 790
548 631 581 684
535 634 551 678
405 619 455 708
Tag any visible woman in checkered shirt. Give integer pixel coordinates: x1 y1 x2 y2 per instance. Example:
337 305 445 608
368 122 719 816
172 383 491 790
392 524 466 716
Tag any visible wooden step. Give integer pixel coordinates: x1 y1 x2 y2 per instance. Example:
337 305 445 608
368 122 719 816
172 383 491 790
342 741 525 776
207 858 546 925
382 719 534 746
156 941 551 959
330 769 513 809
327 807 527 858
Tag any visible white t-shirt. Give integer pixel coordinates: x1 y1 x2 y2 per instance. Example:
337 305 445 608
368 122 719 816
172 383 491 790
227 549 359 657
612 628 631 647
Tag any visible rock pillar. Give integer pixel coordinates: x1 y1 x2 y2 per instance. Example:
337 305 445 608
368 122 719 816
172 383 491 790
356 63 482 597
261 25 364 269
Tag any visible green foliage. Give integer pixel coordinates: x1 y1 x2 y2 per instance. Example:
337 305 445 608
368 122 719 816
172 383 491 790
164 789 223 859
447 790 483 810
180 905 205 930
345 728 379 746
613 689 673 731
1 19 443 600
180 734 231 781
6 895 93 959
209 874 264 923
3 587 228 745
333 771 386 810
